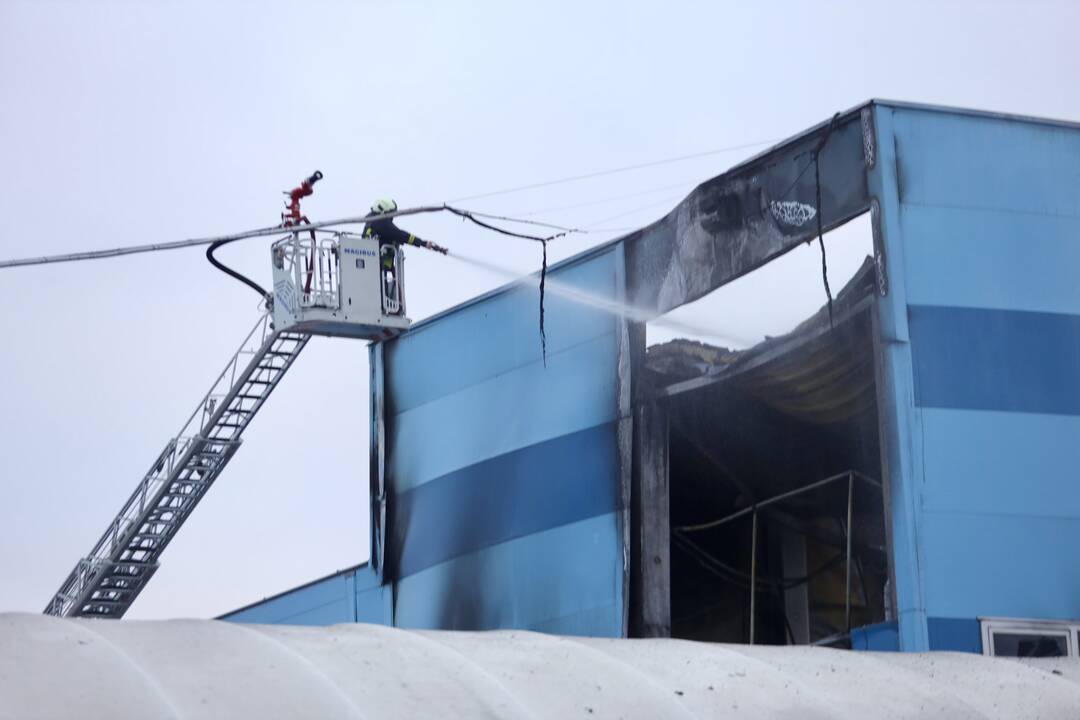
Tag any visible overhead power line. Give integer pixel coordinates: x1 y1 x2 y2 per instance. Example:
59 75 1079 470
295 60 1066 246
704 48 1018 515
508 178 699 218
446 138 780 204
580 194 689 230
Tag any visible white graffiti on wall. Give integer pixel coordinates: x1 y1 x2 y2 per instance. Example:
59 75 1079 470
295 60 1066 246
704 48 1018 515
769 200 817 227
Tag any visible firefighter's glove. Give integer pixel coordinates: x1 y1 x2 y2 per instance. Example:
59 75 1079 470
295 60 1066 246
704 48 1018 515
428 241 450 255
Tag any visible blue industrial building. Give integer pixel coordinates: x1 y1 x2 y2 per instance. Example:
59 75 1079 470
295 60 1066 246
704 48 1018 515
224 100 1080 657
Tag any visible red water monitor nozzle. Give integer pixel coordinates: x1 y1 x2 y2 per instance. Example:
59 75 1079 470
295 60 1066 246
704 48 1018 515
282 170 323 227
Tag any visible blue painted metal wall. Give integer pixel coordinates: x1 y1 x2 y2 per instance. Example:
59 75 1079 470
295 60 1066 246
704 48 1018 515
223 245 630 635
382 245 629 635
872 103 1080 651
220 563 391 626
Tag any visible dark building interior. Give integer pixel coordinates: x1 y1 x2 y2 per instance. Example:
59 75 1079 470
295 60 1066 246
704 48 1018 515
643 258 891 646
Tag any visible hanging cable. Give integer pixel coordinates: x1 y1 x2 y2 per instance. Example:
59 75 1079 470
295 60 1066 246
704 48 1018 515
447 209 582 234
812 113 841 326
445 206 570 365
540 239 548 363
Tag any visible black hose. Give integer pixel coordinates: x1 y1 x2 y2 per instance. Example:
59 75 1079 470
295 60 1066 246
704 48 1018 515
206 238 269 301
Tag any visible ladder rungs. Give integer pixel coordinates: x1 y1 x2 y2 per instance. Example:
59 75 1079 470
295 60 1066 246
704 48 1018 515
105 562 156 572
171 475 215 485
162 488 206 498
93 583 138 594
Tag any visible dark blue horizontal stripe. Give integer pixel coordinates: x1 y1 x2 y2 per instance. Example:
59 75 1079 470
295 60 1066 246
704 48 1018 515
909 305 1080 415
927 617 981 653
390 423 619 579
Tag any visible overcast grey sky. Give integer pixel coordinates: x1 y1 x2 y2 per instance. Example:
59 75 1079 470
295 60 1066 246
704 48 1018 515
2 0 1077 619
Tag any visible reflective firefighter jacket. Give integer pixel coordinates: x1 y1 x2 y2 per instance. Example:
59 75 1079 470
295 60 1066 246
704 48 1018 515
363 216 427 269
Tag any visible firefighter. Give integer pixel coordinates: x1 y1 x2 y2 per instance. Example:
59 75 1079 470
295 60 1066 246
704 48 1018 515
363 198 448 309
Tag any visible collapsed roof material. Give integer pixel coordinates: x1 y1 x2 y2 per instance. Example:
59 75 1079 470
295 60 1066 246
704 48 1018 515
649 256 878 426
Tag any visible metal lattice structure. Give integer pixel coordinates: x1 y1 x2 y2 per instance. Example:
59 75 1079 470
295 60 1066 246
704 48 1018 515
45 313 308 618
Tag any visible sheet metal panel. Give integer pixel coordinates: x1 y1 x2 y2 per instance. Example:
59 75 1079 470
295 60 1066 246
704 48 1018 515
222 571 356 626
899 207 1080 314
223 565 391 626
394 514 622 636
890 108 1080 214
921 510 1080 620
381 247 626 635
355 583 393 624
390 333 617 494
909 305 1080 415
919 409 1080 519
385 255 616 417
393 424 617 577
872 102 1080 648
926 618 983 653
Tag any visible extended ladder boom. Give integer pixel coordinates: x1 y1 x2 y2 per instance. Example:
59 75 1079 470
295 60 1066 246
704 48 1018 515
45 313 308 618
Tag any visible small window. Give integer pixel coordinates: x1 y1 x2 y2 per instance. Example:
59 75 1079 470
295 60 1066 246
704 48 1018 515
980 617 1077 657
992 631 1068 658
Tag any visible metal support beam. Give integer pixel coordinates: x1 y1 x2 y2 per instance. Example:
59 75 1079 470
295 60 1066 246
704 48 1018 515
677 470 880 533
846 471 854 632
749 509 758 645
781 526 810 644
630 400 671 638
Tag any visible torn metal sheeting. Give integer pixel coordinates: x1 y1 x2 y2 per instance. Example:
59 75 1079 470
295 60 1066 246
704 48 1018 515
624 108 872 316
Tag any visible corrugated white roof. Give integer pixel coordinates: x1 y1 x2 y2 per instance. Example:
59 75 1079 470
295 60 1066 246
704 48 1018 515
2 612 1078 719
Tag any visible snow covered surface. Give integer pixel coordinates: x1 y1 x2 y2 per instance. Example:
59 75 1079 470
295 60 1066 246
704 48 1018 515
2 612 1079 719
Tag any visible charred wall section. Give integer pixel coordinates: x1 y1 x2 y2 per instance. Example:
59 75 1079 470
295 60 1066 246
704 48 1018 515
623 106 874 315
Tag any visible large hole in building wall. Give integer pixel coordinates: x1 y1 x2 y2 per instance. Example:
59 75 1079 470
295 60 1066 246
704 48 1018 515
643 215 892 646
